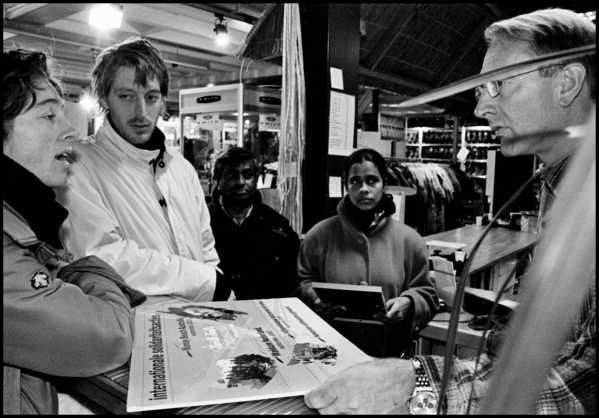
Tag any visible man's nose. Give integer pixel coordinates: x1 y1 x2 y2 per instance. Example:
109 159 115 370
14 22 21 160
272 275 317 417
359 182 370 192
473 91 494 120
134 97 147 116
60 118 78 142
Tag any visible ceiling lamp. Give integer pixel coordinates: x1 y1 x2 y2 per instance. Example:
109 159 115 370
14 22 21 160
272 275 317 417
213 14 230 47
79 91 96 113
89 4 123 30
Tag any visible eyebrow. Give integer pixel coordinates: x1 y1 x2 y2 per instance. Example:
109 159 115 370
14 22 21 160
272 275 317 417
34 98 63 108
114 87 162 94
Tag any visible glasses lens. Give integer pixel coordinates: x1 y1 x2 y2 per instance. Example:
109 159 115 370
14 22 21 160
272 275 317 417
474 86 483 102
487 81 501 98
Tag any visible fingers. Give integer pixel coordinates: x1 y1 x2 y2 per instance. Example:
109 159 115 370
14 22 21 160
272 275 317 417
305 384 338 410
386 301 400 319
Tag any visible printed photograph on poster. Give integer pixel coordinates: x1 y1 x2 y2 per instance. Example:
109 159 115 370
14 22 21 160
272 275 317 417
328 91 355 154
126 297 371 412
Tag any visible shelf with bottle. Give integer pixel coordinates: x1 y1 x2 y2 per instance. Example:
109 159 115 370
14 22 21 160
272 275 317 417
379 114 408 141
462 126 499 145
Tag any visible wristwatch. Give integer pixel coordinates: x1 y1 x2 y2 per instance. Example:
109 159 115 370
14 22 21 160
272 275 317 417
407 358 438 415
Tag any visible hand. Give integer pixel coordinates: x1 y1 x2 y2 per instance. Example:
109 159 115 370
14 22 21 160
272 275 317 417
313 301 348 319
385 296 412 320
304 358 415 414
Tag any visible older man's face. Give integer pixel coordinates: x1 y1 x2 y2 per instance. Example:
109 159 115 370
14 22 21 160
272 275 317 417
474 40 565 159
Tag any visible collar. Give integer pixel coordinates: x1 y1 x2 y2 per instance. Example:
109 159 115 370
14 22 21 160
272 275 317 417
97 118 167 169
218 194 255 226
541 153 571 190
337 195 393 236
2 155 68 248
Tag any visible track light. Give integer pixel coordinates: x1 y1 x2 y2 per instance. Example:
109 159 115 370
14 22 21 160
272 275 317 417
213 14 230 47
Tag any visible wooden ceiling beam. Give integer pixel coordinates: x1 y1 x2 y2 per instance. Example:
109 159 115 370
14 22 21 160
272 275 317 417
3 20 232 71
434 18 490 87
363 5 416 71
185 3 259 25
359 66 432 92
7 3 89 24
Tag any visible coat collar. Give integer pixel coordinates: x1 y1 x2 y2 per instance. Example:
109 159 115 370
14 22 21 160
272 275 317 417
2 155 67 248
337 195 391 237
96 119 166 167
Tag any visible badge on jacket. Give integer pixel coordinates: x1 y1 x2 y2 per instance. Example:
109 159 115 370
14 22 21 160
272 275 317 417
30 271 50 289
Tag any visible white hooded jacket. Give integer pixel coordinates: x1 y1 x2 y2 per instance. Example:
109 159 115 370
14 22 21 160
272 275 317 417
57 120 219 301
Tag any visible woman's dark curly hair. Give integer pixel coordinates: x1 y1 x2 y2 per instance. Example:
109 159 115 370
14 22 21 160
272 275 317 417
2 49 63 141
343 148 388 188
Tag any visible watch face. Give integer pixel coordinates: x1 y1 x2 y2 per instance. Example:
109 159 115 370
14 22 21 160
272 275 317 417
409 391 438 415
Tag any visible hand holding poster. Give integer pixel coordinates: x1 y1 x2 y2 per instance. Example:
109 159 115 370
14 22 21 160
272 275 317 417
127 297 372 412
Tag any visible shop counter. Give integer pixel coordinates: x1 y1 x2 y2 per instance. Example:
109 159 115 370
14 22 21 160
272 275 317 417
424 224 538 275
417 224 537 356
64 365 314 414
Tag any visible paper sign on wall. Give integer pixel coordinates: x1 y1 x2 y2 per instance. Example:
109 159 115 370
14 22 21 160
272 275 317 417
259 114 281 132
330 67 344 90
328 91 355 154
197 113 223 130
328 177 343 198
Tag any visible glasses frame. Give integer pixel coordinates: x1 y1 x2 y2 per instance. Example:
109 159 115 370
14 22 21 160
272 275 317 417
474 64 563 102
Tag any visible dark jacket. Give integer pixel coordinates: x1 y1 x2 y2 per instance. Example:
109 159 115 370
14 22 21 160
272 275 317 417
208 191 300 299
3 155 145 414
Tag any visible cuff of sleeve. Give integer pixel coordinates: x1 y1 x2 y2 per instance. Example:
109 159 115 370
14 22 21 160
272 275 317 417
212 271 232 301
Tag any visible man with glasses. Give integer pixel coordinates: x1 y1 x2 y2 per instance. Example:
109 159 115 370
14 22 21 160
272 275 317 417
208 147 300 299
474 9 595 228
303 8 595 414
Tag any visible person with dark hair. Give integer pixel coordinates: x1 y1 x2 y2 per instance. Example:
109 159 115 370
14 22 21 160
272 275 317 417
297 148 439 342
208 146 300 299
304 8 595 414
56 38 233 301
3 49 144 414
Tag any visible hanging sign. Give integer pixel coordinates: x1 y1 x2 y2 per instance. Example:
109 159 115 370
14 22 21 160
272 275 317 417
258 113 281 132
196 113 223 130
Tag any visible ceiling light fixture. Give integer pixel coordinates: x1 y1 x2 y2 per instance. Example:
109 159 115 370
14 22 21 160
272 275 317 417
213 14 230 47
89 4 123 30
79 92 96 112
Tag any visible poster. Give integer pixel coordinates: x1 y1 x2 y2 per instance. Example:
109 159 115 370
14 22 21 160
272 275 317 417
127 297 371 412
328 91 355 154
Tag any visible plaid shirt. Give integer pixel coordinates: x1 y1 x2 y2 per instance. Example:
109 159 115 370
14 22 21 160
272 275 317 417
417 153 595 413
537 155 572 233
419 282 595 414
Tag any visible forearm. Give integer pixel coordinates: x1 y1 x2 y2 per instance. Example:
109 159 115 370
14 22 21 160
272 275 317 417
3 269 134 377
84 237 218 301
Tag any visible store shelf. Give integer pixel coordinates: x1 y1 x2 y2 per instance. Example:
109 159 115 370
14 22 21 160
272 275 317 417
466 159 487 163
421 143 454 146
466 144 500 147
421 157 454 162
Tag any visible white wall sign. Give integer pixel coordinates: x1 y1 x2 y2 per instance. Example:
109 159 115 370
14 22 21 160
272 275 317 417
328 91 355 155
258 113 281 132
196 113 223 130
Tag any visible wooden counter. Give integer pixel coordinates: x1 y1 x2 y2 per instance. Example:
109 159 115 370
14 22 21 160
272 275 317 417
425 224 538 275
66 361 314 415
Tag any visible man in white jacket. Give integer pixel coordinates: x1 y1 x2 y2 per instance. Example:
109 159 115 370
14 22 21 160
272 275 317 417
57 38 233 301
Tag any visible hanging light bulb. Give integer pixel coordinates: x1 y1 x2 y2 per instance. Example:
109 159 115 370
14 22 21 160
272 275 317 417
79 91 96 113
213 14 230 47
89 4 123 30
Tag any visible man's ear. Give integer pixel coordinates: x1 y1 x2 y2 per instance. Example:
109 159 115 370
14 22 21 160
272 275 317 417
556 62 587 107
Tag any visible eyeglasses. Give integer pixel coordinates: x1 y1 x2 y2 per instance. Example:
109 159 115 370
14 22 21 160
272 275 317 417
474 65 563 102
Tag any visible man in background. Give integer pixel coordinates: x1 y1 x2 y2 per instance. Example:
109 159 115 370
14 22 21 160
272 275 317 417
304 8 595 414
208 147 300 299
57 38 233 301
